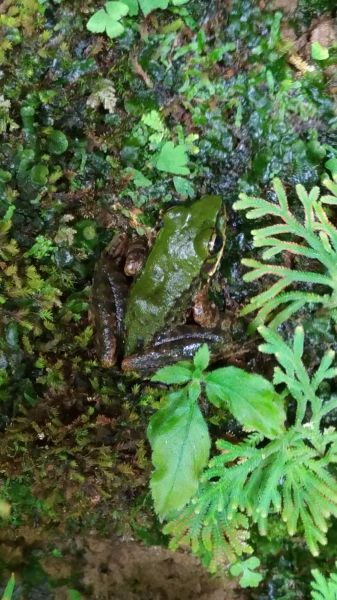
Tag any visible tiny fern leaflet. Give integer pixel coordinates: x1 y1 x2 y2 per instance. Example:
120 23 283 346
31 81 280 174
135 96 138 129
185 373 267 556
311 563 337 599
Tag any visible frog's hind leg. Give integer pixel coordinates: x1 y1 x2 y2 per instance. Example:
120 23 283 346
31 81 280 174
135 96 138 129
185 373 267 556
121 326 232 376
92 258 129 367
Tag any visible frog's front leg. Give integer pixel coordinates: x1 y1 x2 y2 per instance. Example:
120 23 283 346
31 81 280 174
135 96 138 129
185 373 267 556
192 284 221 328
92 256 129 367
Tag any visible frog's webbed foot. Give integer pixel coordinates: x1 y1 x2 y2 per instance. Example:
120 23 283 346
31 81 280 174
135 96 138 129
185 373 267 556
121 325 233 376
124 238 148 276
104 233 148 276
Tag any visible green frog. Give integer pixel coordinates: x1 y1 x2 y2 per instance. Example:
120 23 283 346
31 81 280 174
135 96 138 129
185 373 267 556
92 195 229 375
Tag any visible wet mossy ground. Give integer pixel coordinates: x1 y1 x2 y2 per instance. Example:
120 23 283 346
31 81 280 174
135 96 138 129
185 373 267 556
1 0 337 597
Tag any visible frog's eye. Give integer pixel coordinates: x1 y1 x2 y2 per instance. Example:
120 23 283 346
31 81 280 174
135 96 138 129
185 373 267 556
208 233 223 255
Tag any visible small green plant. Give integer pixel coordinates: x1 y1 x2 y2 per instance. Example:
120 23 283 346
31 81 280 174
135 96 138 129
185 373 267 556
24 235 56 259
87 1 129 39
87 0 190 39
149 344 285 520
155 141 190 175
230 557 263 589
119 108 198 205
233 177 337 329
311 563 337 599
149 327 337 579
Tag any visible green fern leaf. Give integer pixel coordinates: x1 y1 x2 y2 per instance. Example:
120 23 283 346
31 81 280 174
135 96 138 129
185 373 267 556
311 564 337 600
234 177 337 328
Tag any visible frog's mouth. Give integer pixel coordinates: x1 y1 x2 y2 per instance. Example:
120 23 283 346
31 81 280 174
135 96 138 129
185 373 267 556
206 233 224 275
204 211 226 277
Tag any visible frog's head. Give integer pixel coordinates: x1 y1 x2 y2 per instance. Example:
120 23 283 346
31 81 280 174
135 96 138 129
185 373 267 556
188 195 226 277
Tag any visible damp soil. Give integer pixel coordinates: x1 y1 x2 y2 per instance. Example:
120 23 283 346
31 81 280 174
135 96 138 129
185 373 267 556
79 537 246 600
1 535 247 600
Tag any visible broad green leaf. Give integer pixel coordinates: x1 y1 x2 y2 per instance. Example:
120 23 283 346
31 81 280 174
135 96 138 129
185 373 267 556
148 390 210 518
205 380 224 407
172 0 190 4
230 557 262 588
173 176 195 198
1 574 15 600
193 343 209 371
311 41 329 60
121 0 139 14
205 367 286 438
188 379 201 402
151 364 192 384
155 141 190 175
47 130 68 155
139 0 168 15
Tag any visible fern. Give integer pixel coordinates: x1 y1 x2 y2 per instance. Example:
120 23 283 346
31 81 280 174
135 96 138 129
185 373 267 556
311 563 337 599
233 177 337 328
165 326 337 570
165 500 252 573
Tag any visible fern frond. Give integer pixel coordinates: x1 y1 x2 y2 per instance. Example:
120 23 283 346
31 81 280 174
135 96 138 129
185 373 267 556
164 494 252 572
234 177 337 327
162 315 337 574
219 435 337 554
311 562 337 600
259 326 335 426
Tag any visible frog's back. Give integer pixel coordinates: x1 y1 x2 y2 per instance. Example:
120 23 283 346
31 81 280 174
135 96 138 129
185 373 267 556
124 196 222 355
